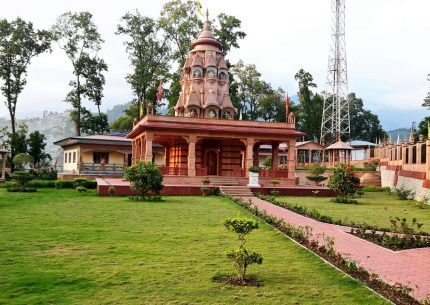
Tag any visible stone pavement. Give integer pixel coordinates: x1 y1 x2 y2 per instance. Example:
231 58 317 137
246 196 430 301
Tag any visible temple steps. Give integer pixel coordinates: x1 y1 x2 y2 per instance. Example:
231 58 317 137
208 177 240 186
219 186 254 197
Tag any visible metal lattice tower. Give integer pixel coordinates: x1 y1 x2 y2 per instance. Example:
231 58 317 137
320 0 350 145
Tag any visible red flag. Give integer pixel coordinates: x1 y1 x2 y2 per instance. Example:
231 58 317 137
285 95 290 115
156 80 163 102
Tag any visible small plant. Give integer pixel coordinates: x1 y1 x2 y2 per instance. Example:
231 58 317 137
76 186 87 193
392 187 415 200
356 189 365 198
263 156 272 169
270 190 279 197
328 166 360 202
124 161 163 201
223 217 263 284
108 186 115 196
201 187 211 196
201 179 210 185
248 166 259 173
8 171 36 192
270 179 280 188
361 184 390 192
306 163 328 186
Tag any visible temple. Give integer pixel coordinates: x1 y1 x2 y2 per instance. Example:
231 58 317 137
127 15 305 186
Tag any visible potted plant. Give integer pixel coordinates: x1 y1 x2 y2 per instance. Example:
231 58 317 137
247 166 260 187
306 163 328 186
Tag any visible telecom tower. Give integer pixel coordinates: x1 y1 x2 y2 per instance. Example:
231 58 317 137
320 0 350 145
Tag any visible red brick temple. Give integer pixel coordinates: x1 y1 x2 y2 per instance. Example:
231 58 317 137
97 15 313 195
126 16 304 186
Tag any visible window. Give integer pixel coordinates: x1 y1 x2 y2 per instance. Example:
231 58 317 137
93 152 109 164
69 153 72 164
73 152 76 163
64 152 68 163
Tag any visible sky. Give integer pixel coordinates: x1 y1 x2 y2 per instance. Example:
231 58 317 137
0 0 429 131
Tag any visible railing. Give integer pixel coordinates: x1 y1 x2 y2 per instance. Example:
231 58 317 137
80 163 126 175
159 167 188 176
259 168 288 178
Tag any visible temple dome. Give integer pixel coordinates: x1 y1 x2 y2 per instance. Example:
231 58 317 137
191 16 222 50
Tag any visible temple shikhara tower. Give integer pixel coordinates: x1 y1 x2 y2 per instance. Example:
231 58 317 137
174 17 235 119
127 15 304 186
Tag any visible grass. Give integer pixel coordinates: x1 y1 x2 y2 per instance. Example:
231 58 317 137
0 189 390 305
278 192 430 233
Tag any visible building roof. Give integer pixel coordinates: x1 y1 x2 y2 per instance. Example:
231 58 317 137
326 140 354 150
349 140 377 147
54 133 131 148
191 15 222 50
295 141 325 150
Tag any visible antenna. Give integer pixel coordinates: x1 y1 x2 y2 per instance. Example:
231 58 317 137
320 0 350 145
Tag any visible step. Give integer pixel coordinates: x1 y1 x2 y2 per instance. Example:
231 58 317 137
208 177 240 186
219 186 253 197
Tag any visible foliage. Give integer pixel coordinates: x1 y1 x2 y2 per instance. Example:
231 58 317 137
262 156 272 169
27 131 51 168
269 179 280 188
55 179 97 189
108 186 115 196
223 217 262 282
248 166 259 173
201 179 210 185
0 123 28 171
116 11 170 120
328 166 360 200
12 153 33 170
72 108 109 135
9 170 34 191
294 69 323 141
331 196 358 204
257 87 287 122
124 161 163 200
52 11 107 136
232 60 270 121
0 17 51 160
76 186 87 193
361 184 390 192
73 177 89 187
416 116 430 139
306 163 327 185
392 187 415 200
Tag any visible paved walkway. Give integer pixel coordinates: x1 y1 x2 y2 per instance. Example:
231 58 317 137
246 196 430 301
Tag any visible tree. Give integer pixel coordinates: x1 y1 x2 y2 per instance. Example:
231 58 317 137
12 152 33 170
124 161 164 200
294 69 323 141
72 107 109 135
117 11 171 120
232 60 269 120
258 87 286 122
328 166 360 202
110 103 139 133
1 123 28 171
52 12 107 136
349 93 385 142
27 131 51 169
0 18 51 162
416 116 430 139
223 217 263 282
423 74 430 109
213 13 246 54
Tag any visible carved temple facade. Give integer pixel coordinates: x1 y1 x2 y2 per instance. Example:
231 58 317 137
127 16 304 185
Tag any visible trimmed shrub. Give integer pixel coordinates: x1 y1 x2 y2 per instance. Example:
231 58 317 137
124 161 163 200
248 166 259 173
76 186 87 193
108 186 115 196
328 166 360 201
392 187 415 200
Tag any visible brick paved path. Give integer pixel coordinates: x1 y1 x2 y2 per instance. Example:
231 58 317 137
246 196 430 301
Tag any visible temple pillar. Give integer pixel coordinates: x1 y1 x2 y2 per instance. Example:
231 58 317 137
402 145 407 165
187 136 197 176
144 133 153 162
271 141 279 170
287 139 296 177
253 143 260 167
165 145 170 167
245 138 255 177
308 149 312 165
417 142 423 164
408 144 413 164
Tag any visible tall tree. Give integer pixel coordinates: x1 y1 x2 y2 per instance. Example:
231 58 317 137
348 93 385 142
0 18 51 163
232 60 269 120
294 69 323 141
416 116 430 139
258 87 286 122
52 11 106 136
117 11 170 120
213 13 246 54
423 74 430 109
27 131 51 168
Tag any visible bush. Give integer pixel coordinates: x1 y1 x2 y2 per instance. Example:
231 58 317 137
54 179 97 189
223 217 263 282
76 186 87 193
306 163 327 186
124 161 163 200
10 171 34 191
361 184 390 192
7 187 37 192
12 153 33 170
74 178 88 187
392 187 415 200
248 166 259 173
108 186 115 196
27 180 56 188
34 168 58 180
328 166 360 201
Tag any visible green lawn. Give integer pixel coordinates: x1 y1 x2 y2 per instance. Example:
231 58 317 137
279 192 430 233
0 189 389 305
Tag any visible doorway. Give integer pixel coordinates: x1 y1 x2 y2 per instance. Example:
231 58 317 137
205 151 218 175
